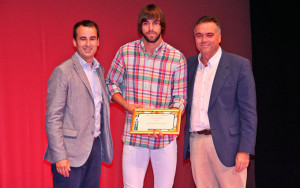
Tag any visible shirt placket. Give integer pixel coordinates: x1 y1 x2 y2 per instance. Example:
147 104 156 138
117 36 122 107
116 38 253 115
143 57 152 108
199 67 207 128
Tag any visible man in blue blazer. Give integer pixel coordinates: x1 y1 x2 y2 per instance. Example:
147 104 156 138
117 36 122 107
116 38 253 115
183 16 257 187
44 20 113 188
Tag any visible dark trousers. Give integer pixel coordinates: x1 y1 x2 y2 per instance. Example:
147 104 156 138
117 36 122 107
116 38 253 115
51 136 102 188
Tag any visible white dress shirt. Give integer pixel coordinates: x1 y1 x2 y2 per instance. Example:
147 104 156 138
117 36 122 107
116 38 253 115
77 53 102 137
190 47 222 132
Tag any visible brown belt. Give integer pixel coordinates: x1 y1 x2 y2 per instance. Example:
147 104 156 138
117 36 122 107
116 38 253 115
195 129 211 135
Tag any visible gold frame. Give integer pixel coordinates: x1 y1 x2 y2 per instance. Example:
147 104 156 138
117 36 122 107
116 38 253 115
130 108 181 135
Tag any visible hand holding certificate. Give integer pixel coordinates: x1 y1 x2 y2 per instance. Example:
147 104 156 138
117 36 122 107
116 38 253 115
130 109 181 135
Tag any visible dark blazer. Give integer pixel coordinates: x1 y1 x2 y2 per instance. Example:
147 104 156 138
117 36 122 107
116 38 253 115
44 53 113 167
183 50 257 167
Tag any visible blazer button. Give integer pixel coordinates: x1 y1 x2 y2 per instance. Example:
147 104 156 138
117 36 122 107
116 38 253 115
91 131 94 135
92 115 95 118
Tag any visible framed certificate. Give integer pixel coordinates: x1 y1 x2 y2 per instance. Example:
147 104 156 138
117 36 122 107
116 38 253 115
130 108 181 135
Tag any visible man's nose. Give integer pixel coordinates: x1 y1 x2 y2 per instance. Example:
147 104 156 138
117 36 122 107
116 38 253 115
149 23 154 31
201 35 208 42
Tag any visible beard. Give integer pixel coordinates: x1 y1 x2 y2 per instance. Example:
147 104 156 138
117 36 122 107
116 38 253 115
142 32 161 43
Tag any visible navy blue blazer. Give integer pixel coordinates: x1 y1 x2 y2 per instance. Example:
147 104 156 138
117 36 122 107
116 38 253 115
183 50 257 167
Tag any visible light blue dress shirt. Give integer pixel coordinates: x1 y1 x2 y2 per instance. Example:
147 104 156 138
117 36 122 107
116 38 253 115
76 52 102 137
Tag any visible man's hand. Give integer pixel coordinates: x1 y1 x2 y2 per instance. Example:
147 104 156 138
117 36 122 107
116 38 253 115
148 129 163 138
125 103 144 114
56 159 71 177
111 93 144 114
235 152 250 172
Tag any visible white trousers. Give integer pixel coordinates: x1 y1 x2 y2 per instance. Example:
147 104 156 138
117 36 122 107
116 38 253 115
190 133 247 188
122 140 177 188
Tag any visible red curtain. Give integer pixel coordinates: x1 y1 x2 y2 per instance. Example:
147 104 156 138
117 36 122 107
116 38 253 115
0 0 251 187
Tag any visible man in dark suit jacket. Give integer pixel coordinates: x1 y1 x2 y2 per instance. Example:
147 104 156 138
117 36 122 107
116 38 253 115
183 16 257 187
44 20 113 188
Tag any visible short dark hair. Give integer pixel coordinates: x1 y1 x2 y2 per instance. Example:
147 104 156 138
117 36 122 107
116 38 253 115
73 20 99 40
195 16 221 34
137 4 166 35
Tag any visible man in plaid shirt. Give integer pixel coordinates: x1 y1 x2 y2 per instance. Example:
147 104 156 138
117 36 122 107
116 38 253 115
106 4 187 188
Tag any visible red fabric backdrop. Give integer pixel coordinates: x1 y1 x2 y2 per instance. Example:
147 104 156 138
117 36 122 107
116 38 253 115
0 0 251 187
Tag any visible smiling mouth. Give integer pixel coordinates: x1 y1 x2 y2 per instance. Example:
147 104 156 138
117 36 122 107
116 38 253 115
200 44 210 48
84 48 93 52
147 32 157 36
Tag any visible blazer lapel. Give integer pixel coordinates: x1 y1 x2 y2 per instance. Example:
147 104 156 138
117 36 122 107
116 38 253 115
72 54 94 99
189 57 199 106
208 51 229 110
96 67 109 105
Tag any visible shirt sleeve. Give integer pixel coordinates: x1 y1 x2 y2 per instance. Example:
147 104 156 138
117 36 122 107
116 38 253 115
170 54 187 114
105 48 126 100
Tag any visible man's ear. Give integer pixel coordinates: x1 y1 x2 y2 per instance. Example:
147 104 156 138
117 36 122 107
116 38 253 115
73 38 77 48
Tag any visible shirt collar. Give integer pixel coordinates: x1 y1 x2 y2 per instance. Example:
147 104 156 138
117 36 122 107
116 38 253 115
76 52 99 69
198 47 222 69
139 38 164 55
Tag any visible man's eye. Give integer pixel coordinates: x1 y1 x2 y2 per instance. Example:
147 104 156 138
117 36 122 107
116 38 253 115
207 34 214 38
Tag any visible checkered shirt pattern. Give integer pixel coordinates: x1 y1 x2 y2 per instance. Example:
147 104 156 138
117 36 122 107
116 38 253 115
106 39 187 149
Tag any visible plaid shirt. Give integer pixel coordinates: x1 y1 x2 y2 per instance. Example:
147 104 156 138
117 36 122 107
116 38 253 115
106 39 187 149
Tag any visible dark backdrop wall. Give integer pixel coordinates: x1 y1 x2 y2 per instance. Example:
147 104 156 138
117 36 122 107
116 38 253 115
250 1 299 187
0 0 252 187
